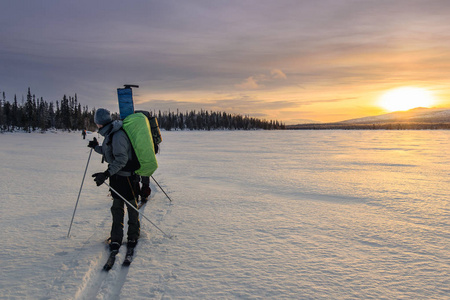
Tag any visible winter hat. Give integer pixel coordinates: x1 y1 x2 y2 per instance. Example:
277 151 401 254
94 108 112 125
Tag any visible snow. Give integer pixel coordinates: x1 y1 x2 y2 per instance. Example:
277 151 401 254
0 130 449 299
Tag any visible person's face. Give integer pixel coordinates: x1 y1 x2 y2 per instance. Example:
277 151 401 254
96 123 103 129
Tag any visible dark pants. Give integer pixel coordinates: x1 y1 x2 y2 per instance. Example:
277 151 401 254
109 174 140 244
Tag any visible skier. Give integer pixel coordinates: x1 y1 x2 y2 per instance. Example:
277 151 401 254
88 108 140 254
81 129 86 139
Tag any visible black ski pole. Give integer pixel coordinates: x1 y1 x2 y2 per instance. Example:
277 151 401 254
151 175 172 202
67 148 93 238
104 182 173 239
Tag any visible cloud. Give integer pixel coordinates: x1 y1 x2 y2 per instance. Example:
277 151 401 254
235 69 287 90
139 95 298 115
271 69 287 79
235 76 260 90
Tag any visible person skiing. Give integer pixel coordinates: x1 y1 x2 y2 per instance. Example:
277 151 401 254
88 108 140 253
81 129 87 139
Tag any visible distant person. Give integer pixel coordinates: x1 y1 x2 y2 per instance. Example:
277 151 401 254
82 129 86 140
88 108 140 253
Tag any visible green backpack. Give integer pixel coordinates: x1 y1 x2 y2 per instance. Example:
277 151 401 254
135 110 162 154
122 112 158 176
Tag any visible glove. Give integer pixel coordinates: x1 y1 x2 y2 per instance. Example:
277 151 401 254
140 185 151 198
92 171 109 186
87 137 98 149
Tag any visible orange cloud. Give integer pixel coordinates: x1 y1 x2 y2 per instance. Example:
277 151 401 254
236 69 287 90
235 76 260 89
271 69 287 79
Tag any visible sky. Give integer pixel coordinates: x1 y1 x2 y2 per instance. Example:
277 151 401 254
2 0 450 124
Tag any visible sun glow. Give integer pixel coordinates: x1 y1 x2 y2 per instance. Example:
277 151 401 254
378 87 435 112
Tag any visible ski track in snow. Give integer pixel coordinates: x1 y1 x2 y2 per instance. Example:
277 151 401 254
41 211 110 300
43 193 172 300
39 210 109 300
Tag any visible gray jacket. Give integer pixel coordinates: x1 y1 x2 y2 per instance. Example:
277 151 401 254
94 120 133 177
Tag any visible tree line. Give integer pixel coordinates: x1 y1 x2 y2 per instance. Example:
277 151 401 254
0 88 285 132
155 109 285 131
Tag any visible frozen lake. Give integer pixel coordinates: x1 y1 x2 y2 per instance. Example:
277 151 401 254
0 130 449 299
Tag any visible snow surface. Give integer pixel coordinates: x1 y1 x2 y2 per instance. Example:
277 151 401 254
0 130 449 300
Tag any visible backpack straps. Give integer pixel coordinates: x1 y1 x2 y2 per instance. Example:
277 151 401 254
110 129 140 173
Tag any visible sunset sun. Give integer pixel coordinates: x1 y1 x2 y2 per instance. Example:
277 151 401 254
378 87 435 112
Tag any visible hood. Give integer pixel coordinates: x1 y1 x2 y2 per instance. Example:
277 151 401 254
98 120 123 137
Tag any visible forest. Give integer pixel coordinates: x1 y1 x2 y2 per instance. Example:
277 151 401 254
0 88 285 132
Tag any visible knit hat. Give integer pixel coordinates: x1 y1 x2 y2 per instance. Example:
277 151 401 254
94 108 112 125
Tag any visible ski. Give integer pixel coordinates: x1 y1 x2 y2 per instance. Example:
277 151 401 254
122 246 135 266
103 249 119 271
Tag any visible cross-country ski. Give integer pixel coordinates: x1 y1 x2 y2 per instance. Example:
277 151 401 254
122 246 135 267
103 250 119 271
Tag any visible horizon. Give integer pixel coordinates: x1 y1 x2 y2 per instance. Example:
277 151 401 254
4 87 449 125
2 1 450 125
1 88 449 126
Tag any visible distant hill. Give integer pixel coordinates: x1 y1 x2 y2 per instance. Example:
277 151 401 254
287 107 450 130
339 107 450 124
